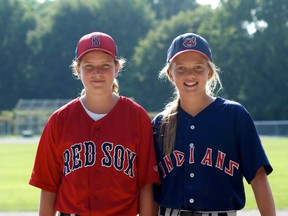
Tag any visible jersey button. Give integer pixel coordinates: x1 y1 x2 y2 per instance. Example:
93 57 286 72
95 134 100 139
189 198 194 203
190 173 194 178
190 125 195 130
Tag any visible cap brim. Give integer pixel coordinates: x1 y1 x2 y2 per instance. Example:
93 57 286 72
77 48 116 60
169 50 210 62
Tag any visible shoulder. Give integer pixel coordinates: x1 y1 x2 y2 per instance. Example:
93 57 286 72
49 98 81 120
152 111 164 123
40 98 81 135
216 97 242 106
120 96 142 108
215 97 248 113
215 97 255 125
54 98 80 113
119 96 145 111
118 96 151 120
151 112 165 132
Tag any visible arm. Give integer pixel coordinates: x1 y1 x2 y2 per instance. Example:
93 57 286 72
153 201 159 216
139 183 154 216
39 190 57 216
251 167 276 216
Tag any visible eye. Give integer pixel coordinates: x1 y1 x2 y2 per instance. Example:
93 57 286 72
101 63 112 69
175 65 185 73
84 64 94 70
193 65 205 72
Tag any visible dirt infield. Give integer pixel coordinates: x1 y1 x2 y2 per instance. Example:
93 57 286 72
0 210 288 216
0 136 40 144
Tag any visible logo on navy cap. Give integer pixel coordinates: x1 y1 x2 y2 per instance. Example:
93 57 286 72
183 36 197 48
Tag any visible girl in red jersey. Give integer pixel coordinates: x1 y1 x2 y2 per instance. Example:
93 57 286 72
29 32 160 216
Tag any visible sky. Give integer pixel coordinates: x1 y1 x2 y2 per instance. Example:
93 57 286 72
197 0 260 34
36 0 220 8
196 0 220 8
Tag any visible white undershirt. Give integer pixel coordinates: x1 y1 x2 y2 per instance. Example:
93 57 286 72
80 97 107 121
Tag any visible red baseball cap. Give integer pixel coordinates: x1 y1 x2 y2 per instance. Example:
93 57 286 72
75 32 117 60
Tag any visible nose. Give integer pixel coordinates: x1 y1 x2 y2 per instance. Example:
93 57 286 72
93 67 102 75
184 69 195 76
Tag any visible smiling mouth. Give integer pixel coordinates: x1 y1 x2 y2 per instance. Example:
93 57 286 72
184 81 198 87
91 80 104 83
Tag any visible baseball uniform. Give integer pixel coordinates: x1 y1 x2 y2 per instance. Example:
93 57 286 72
29 96 160 215
152 97 272 211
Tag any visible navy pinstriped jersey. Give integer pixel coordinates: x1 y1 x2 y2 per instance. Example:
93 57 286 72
152 97 272 211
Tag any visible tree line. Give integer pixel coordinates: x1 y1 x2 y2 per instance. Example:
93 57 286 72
0 0 287 120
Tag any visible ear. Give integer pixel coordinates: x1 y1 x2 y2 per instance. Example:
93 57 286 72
167 70 174 82
115 63 120 77
208 69 213 80
75 65 81 80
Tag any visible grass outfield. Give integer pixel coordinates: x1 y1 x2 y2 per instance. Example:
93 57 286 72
0 142 39 211
244 137 288 210
0 137 287 211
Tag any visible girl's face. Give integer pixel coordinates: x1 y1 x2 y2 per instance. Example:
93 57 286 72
168 51 212 98
77 50 119 95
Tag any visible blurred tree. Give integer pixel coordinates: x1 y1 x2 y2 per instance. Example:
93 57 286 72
243 0 288 119
130 6 216 111
130 0 288 119
27 0 156 99
215 0 288 119
0 0 36 110
210 0 258 101
0 0 287 120
145 0 198 19
93 0 157 97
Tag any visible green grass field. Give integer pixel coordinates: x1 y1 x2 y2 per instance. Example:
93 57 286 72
243 137 288 210
0 142 39 211
0 137 287 211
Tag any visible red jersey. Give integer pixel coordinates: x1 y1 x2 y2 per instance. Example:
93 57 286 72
29 96 160 215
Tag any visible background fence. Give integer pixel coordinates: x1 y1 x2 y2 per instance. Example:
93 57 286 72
0 117 288 137
0 99 288 137
254 120 288 137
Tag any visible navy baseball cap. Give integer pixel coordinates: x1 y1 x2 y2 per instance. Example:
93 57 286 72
75 32 118 60
167 33 212 62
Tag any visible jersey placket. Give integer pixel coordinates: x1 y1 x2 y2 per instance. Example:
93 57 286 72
89 123 101 213
184 118 197 208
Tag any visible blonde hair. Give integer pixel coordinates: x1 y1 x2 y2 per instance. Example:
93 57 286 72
70 57 126 96
158 60 222 155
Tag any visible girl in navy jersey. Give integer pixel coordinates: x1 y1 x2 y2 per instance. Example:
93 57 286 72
152 33 275 216
29 32 160 216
